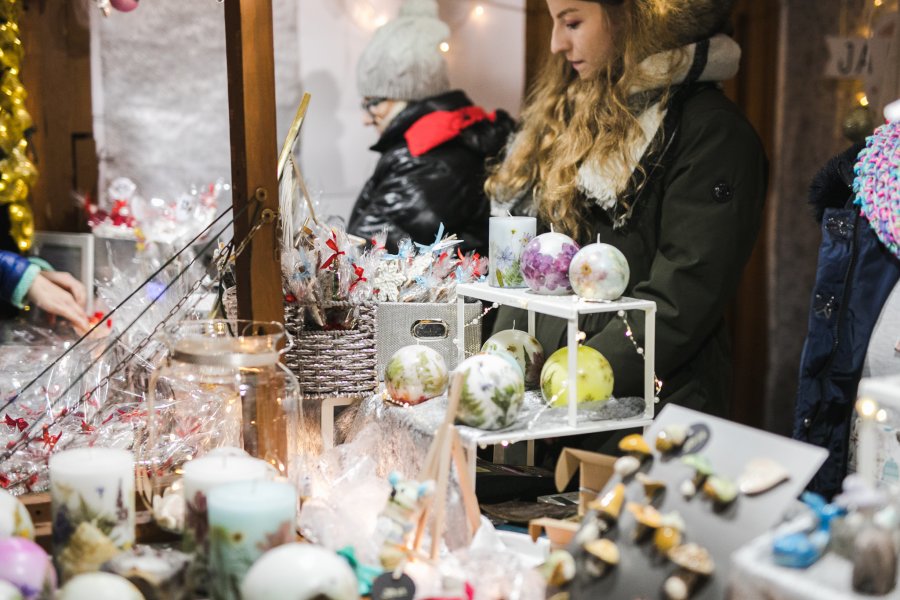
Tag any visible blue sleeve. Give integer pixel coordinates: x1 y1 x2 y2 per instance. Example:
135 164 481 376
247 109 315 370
0 249 36 307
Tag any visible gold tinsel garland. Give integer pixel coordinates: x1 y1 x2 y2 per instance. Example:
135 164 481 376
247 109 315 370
0 0 36 252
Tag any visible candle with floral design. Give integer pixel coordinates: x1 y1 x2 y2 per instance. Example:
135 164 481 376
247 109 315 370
48 448 135 582
489 216 536 288
206 481 297 600
181 449 273 559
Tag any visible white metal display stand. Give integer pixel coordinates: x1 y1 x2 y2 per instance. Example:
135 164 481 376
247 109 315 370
454 282 657 468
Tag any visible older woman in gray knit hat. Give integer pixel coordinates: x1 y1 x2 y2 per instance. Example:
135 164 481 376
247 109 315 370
347 0 514 254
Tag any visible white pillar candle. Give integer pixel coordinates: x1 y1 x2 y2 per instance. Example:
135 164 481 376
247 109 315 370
489 216 536 288
207 481 297 600
48 448 135 582
181 449 273 556
856 397 879 487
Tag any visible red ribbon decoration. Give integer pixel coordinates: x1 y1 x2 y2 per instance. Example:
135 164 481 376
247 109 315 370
349 264 367 292
40 425 61 450
319 234 346 270
4 414 26 431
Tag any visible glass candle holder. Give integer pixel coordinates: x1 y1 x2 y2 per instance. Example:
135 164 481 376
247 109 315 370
488 216 536 288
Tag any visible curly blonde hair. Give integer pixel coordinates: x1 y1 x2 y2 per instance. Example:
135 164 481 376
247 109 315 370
486 0 726 239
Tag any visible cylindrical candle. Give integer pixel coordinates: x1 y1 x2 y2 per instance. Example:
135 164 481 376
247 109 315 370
206 481 297 600
181 450 274 556
48 448 135 582
489 216 536 288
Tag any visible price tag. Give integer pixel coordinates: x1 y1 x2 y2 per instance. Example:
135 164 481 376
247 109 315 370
371 572 416 600
824 36 873 79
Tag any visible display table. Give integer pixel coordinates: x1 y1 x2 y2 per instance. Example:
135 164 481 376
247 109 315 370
730 531 900 600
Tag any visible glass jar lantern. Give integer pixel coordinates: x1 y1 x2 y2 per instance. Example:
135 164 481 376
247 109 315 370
140 320 302 501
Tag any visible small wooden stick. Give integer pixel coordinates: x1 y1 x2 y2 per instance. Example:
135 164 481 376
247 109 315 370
451 429 481 537
277 92 311 180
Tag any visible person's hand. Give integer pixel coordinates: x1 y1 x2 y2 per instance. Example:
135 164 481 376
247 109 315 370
26 272 90 333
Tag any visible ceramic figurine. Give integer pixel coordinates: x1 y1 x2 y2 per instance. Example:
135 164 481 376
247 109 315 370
568 237 630 301
627 502 662 541
654 513 685 554
702 476 738 506
636 473 666 503
538 549 576 587
738 458 790 495
58 573 143 600
588 483 626 527
772 492 842 569
656 425 689 453
481 329 545 388
455 353 525 430
663 544 714 600
520 232 580 295
540 345 614 407
680 455 714 499
613 456 641 478
0 490 33 540
240 543 359 600
618 434 652 458
0 538 56 600
375 472 434 570
384 345 449 406
852 526 898 595
583 539 619 577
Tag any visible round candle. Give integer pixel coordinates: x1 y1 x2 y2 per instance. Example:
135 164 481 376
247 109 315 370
0 537 57 599
241 543 358 600
489 216 536 288
58 572 142 599
0 580 22 600
181 449 273 555
206 481 297 600
521 232 580 295
48 448 135 582
0 489 34 540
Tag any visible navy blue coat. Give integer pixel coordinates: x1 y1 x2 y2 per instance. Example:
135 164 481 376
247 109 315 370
794 144 900 497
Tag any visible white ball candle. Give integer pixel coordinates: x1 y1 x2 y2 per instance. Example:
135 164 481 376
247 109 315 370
207 481 297 600
241 543 359 600
58 572 143 599
48 448 135 582
489 216 537 288
568 238 630 301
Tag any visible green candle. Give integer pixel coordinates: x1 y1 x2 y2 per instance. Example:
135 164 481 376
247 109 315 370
206 480 296 600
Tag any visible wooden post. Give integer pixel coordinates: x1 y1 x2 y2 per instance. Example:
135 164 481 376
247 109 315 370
223 0 287 470
223 0 283 325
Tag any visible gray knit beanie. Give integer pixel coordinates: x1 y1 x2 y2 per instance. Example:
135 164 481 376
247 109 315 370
356 0 451 102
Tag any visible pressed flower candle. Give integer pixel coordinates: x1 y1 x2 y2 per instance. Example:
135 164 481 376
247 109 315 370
181 449 273 565
489 216 536 288
0 537 56 599
206 481 297 600
521 232 580 295
48 448 135 582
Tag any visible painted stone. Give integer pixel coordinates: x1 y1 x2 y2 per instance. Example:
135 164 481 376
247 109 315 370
520 232 580 295
0 490 33 540
540 346 614 406
568 241 629 301
0 538 56 600
384 345 449 406
738 458 790 495
455 354 525 430
240 543 359 600
481 329 545 388
59 573 143 600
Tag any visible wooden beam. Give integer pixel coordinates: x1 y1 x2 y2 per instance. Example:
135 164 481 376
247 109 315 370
223 0 283 326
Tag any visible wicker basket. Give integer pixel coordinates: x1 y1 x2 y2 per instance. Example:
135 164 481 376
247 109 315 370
223 288 378 400
284 302 378 400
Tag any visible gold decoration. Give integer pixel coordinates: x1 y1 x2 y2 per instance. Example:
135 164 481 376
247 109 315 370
0 0 36 251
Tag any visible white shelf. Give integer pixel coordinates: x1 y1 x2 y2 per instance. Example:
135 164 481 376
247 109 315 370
456 282 656 320
456 280 658 432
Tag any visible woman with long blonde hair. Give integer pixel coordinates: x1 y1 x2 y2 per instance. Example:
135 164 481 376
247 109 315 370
489 0 767 419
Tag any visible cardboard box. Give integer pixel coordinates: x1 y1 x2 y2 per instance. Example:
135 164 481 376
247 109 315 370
528 447 616 549
553 447 616 515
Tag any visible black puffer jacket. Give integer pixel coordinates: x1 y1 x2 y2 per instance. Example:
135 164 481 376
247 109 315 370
348 90 514 254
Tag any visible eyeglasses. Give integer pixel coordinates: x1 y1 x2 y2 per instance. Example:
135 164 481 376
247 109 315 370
361 97 388 115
